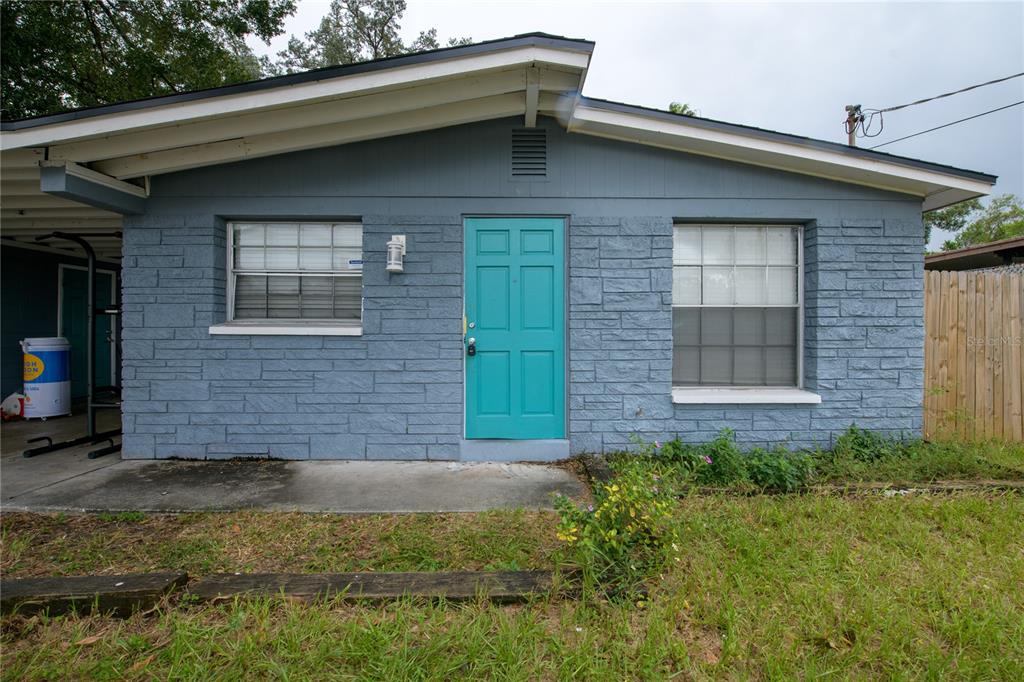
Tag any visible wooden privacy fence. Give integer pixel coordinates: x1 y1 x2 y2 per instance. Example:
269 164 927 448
924 270 1024 441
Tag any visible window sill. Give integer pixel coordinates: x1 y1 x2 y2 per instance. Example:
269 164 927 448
671 387 821 405
208 322 362 336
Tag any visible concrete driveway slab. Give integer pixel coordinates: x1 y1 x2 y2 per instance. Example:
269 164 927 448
2 455 586 514
1 411 122 501
2 413 587 513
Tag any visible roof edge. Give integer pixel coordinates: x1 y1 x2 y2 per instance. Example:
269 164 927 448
1 33 594 131
576 96 998 186
925 235 1024 263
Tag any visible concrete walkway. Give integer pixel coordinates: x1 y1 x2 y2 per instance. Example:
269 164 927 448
1 414 586 513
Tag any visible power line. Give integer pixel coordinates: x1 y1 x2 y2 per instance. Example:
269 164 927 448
868 100 1024 149
844 71 1024 143
876 72 1024 113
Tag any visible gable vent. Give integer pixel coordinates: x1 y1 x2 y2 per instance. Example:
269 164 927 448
511 128 547 178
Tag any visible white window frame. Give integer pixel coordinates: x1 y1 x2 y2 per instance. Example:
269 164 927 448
670 222 820 404
209 220 363 336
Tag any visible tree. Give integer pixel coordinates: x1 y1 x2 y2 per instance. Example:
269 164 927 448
271 0 470 74
1 0 296 120
939 194 1024 251
669 101 697 116
924 197 981 246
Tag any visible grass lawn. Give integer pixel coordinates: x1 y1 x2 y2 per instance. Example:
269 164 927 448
0 510 560 577
3 491 1023 680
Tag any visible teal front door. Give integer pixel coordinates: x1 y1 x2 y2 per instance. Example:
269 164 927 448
464 218 565 440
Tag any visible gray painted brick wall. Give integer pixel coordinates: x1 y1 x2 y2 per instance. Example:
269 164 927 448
568 216 924 452
122 214 465 460
121 117 924 459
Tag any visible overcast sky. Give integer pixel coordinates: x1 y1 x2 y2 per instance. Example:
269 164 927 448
249 1 1024 249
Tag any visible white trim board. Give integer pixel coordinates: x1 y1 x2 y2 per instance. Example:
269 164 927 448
208 323 362 336
671 387 822 404
565 102 993 209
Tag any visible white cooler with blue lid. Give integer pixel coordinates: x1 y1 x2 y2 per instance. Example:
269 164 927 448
21 337 72 419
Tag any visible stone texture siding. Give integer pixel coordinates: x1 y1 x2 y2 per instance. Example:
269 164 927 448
568 216 924 452
121 214 465 460
119 117 925 459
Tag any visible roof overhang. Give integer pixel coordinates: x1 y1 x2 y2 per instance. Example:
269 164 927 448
562 97 996 212
0 32 997 261
0 34 593 260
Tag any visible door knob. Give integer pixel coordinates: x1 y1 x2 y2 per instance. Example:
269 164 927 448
467 337 476 356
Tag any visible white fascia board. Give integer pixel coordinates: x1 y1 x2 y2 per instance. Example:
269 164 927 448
48 68 581 163
94 92 526 179
569 104 994 204
0 47 590 151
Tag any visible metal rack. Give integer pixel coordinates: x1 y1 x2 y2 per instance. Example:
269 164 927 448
23 232 122 459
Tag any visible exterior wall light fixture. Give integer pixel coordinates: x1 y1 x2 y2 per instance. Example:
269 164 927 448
386 235 406 273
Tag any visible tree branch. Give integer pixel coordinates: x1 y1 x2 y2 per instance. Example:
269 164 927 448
80 1 109 64
94 0 180 92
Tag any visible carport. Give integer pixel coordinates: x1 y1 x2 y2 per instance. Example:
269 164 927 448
1 148 129 458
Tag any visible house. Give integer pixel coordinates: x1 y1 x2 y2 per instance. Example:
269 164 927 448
925 236 1024 272
0 33 997 461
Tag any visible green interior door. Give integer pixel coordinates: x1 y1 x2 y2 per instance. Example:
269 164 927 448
61 267 114 398
464 218 565 439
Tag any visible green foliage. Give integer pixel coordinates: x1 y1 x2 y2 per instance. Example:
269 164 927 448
609 424 1022 494
745 447 814 493
626 432 708 475
668 101 696 116
1 0 296 120
693 428 748 486
924 197 980 245
831 424 905 462
932 194 1024 251
555 461 679 595
271 0 471 74
617 429 813 492
815 431 1022 483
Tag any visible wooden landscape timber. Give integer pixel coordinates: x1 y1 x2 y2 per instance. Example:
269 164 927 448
187 570 563 604
0 572 188 617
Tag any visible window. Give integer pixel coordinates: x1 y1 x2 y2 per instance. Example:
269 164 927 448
227 222 362 324
672 224 802 387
